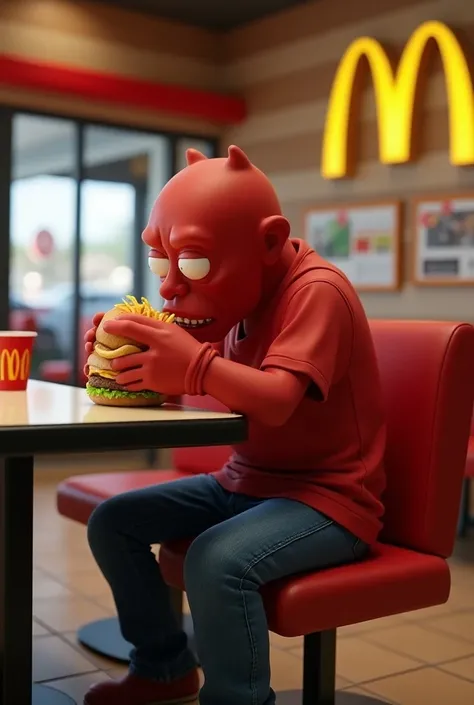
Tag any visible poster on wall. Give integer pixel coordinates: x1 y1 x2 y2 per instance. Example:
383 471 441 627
304 201 401 291
412 195 474 285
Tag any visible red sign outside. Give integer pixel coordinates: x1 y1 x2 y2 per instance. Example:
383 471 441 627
32 229 54 259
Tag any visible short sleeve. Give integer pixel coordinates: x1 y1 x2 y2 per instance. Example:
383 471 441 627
261 281 354 400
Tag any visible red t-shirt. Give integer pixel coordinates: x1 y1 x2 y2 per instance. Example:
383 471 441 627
214 239 386 545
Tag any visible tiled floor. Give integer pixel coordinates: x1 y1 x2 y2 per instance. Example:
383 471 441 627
33 476 474 704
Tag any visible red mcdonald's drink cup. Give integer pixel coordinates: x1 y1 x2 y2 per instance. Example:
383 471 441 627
0 331 37 391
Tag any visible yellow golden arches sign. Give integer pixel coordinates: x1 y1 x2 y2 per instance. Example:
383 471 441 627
321 20 474 180
0 349 31 382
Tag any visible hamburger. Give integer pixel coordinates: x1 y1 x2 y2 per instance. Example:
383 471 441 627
85 295 175 407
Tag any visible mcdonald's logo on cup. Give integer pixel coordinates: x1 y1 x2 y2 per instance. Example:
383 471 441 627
0 332 37 391
321 21 474 179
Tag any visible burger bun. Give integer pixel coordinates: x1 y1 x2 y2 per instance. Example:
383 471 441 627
95 308 146 351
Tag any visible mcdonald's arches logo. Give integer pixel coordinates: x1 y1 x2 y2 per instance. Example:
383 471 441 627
321 20 474 179
0 348 31 382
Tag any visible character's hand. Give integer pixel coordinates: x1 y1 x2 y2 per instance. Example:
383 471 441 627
83 312 105 377
84 312 105 354
103 314 202 396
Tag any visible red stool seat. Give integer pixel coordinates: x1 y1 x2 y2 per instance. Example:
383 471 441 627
57 469 187 525
57 432 230 525
159 540 449 636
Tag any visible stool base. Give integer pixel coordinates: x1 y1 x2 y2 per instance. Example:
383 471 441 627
77 615 197 664
34 684 76 704
277 690 389 705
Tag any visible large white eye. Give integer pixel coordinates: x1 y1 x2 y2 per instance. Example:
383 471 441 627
178 257 210 281
148 257 170 278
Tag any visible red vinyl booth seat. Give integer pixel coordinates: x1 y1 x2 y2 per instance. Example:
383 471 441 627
58 469 188 526
57 438 231 527
57 320 474 705
160 539 449 636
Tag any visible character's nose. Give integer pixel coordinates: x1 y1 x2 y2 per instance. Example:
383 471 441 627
159 269 189 300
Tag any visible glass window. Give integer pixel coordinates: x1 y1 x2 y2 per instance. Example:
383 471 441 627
10 114 77 380
81 126 170 357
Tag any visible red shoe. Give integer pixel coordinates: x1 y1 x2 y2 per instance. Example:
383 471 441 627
84 669 200 705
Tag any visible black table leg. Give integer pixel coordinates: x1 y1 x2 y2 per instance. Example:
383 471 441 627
0 456 75 705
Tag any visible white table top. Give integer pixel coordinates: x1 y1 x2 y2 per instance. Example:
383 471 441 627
0 381 246 457
0 380 238 428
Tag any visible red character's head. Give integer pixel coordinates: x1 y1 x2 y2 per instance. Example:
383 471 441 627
142 145 291 342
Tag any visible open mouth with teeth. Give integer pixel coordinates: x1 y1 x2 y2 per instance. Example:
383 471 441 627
174 317 213 329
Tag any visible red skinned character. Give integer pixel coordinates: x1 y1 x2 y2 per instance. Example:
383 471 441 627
84 146 386 705
88 146 306 419
85 143 385 533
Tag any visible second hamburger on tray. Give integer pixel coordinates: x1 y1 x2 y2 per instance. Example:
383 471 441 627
85 295 175 407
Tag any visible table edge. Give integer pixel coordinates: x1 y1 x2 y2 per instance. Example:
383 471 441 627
0 416 247 457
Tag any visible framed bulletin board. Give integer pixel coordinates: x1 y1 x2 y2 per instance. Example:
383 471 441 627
412 194 474 285
303 201 402 291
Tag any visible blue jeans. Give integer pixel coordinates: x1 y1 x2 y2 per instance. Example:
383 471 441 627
87 473 368 705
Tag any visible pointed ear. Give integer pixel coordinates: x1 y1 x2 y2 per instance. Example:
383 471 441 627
259 215 290 265
186 149 208 166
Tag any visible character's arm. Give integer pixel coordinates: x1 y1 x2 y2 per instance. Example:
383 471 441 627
203 359 309 427
203 280 354 426
212 340 225 356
